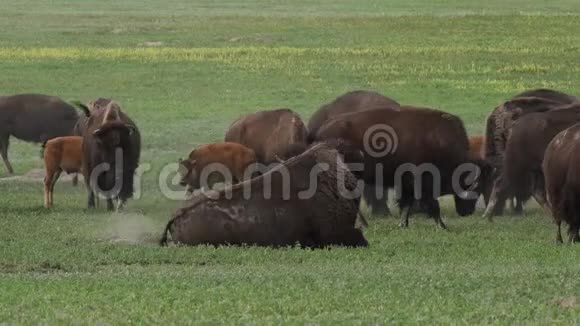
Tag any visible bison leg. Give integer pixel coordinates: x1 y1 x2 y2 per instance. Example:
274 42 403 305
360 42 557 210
398 197 413 228
555 220 563 244
363 185 390 217
424 198 447 230
513 198 523 215
483 185 506 221
0 134 13 174
115 198 126 212
569 225 580 244
87 190 96 209
106 199 114 211
72 174 79 186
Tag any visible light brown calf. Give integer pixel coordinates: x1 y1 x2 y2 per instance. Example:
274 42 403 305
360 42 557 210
178 142 257 193
43 136 83 208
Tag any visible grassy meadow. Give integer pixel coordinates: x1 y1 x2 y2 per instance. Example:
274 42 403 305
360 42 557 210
1 0 580 323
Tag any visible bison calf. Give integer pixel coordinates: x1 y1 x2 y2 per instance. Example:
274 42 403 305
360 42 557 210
543 123 580 244
42 136 83 208
178 142 257 193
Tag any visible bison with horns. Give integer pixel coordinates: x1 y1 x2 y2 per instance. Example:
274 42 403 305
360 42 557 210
77 100 141 211
160 142 368 248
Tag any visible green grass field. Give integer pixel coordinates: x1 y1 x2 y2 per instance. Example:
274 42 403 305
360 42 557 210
1 0 579 323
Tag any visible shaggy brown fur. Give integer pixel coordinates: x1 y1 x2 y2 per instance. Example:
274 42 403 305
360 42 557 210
543 123 580 243
484 104 580 220
315 106 491 229
224 108 308 163
178 142 258 192
308 90 401 217
160 143 368 248
79 101 141 211
482 89 577 216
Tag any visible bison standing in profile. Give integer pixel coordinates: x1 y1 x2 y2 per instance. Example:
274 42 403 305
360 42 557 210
483 104 580 220
160 143 368 248
79 100 141 211
0 94 88 174
483 88 577 216
315 106 491 230
308 90 401 216
543 123 580 244
225 108 308 164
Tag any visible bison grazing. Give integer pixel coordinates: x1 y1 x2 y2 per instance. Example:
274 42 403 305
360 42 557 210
315 106 490 229
177 142 257 193
483 88 577 215
483 104 580 220
42 136 84 208
543 123 580 243
0 94 88 174
160 143 368 248
308 90 401 216
79 100 141 211
224 108 308 164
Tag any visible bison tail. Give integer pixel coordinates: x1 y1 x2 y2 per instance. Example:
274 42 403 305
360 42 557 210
40 140 48 159
159 219 174 246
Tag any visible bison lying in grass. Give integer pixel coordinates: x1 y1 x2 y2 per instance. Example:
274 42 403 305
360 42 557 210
160 143 368 248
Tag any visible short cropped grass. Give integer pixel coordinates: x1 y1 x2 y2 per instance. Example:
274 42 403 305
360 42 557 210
0 0 579 324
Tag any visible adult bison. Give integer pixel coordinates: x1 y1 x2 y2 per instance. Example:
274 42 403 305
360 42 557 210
483 104 580 220
0 94 88 174
160 143 368 248
483 88 577 215
543 123 580 244
225 108 308 163
308 90 401 216
80 100 141 211
315 106 490 229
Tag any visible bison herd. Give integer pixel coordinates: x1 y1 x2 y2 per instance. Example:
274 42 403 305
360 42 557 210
1 88 579 247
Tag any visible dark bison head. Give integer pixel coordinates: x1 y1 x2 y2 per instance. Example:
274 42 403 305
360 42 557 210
92 121 135 149
453 157 493 216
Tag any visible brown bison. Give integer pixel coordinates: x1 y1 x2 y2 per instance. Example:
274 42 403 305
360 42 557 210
315 106 491 229
543 123 580 243
308 90 401 216
42 136 84 208
0 94 88 174
483 104 580 220
177 142 257 193
224 108 308 164
307 90 401 141
160 143 368 248
483 89 577 215
79 101 141 211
